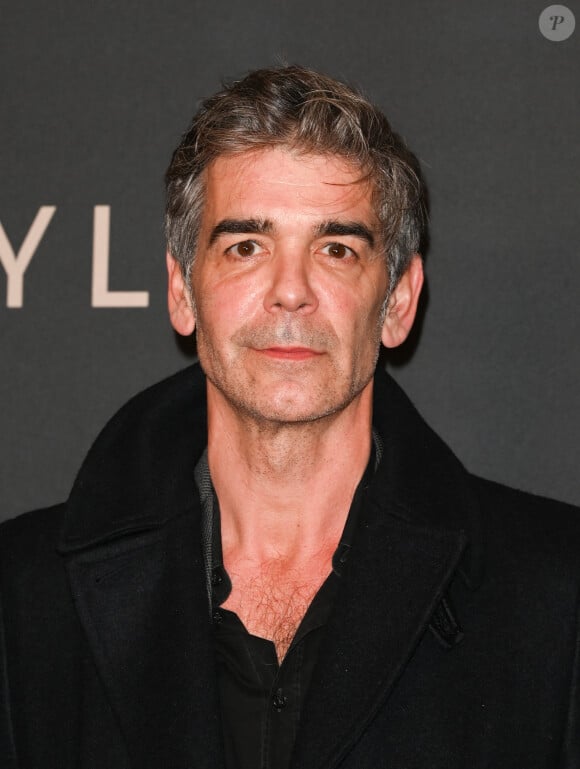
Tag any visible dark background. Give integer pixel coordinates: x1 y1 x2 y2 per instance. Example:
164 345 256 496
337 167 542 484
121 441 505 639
1 0 578 520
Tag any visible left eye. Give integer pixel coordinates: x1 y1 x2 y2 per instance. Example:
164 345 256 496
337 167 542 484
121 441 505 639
227 240 261 257
321 243 355 259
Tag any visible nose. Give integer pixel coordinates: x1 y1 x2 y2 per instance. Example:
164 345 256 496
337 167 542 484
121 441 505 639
263 249 318 314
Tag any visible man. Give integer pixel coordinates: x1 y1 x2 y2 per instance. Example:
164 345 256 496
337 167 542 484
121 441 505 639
1 66 579 769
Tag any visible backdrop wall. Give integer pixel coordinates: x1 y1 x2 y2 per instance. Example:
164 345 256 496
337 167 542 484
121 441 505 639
1 0 578 520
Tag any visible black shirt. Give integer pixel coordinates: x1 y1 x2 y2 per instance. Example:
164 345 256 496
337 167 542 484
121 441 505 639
194 439 380 769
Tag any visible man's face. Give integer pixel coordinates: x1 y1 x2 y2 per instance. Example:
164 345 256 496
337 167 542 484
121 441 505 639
173 147 396 425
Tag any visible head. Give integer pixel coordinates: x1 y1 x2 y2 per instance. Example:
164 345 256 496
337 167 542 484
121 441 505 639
165 65 427 294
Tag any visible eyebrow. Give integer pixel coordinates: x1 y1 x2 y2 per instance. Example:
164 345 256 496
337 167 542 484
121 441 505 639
208 218 273 246
207 217 376 248
314 220 375 248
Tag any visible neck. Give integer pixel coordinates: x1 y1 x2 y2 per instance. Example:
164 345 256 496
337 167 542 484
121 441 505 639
207 381 374 564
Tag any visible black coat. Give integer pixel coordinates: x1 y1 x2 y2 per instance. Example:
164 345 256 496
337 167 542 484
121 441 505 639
1 364 579 769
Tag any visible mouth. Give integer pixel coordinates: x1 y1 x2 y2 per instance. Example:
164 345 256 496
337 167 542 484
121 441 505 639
255 346 324 361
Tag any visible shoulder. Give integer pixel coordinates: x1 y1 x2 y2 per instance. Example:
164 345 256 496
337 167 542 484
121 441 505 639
473 475 579 533
0 505 79 654
1 363 208 560
1 503 65 548
0 504 66 580
471 476 580 584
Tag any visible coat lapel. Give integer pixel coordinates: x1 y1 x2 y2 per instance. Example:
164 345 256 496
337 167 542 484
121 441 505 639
63 507 224 769
291 510 466 769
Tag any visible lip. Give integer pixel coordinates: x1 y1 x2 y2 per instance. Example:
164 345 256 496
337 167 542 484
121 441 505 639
256 346 323 361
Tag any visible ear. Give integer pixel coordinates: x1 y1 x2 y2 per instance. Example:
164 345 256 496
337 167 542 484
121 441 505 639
381 255 424 348
166 252 196 336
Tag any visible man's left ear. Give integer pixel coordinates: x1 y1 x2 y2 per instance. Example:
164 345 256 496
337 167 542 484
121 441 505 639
381 255 424 348
166 252 196 336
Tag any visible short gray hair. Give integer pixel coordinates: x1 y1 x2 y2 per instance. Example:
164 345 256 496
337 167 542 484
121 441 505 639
165 65 427 290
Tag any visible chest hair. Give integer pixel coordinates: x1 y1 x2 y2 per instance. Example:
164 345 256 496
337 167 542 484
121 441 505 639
222 559 332 662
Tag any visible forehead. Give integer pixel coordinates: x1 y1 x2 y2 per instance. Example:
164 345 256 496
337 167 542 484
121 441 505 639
201 147 376 226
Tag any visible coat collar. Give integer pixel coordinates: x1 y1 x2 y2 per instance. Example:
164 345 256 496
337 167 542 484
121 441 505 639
60 364 208 552
370 369 484 590
59 363 483 588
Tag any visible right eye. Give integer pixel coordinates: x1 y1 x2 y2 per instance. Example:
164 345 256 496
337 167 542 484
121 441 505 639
226 240 262 258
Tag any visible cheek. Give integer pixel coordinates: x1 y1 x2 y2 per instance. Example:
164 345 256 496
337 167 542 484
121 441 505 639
335 291 385 336
193 276 263 338
350 303 388 367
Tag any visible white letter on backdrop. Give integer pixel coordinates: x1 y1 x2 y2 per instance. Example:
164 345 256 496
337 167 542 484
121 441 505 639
0 206 56 308
91 205 149 308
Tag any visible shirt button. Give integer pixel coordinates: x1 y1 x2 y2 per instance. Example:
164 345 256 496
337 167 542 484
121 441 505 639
212 609 223 624
272 688 288 712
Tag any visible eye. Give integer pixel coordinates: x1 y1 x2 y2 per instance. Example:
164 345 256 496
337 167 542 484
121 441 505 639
226 240 263 258
320 242 356 259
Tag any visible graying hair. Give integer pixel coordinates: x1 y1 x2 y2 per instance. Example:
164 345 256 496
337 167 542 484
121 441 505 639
165 65 427 290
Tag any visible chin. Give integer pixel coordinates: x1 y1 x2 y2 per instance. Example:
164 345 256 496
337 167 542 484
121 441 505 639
206 364 374 425
236 384 360 426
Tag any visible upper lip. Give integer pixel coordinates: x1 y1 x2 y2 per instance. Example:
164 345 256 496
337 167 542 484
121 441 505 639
256 345 323 354
264 345 315 350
